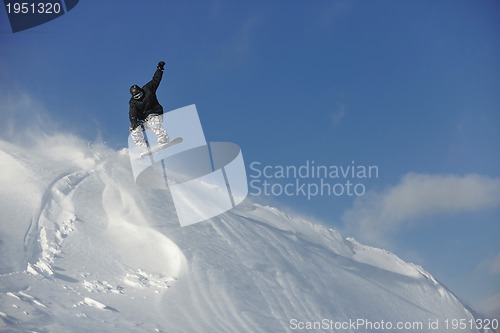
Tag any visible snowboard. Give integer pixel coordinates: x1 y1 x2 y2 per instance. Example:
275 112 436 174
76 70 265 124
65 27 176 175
139 137 183 158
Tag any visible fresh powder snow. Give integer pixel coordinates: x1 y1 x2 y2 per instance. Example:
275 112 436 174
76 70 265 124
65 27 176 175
0 134 486 332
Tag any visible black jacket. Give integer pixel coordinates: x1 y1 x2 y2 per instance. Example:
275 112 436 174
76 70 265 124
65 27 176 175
129 68 164 129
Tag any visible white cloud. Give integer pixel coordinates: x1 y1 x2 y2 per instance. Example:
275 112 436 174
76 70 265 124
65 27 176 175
490 253 500 275
481 253 500 276
474 292 500 320
471 254 500 319
342 173 500 246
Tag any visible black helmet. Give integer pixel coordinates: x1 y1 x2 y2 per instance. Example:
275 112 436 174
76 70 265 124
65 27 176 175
130 85 144 100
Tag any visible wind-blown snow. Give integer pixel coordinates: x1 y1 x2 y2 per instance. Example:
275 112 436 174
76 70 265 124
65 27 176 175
0 134 485 332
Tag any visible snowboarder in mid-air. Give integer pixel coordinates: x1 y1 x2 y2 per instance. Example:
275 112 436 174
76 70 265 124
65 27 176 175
129 61 169 154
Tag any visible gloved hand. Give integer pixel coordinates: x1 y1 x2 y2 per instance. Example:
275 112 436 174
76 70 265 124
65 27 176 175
157 61 165 71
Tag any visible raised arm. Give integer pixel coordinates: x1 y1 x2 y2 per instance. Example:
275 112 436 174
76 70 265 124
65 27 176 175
145 61 166 92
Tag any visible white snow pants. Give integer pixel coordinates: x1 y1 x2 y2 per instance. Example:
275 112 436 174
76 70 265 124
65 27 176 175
130 114 169 151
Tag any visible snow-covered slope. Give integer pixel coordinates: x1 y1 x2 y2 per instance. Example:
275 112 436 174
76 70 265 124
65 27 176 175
0 134 483 332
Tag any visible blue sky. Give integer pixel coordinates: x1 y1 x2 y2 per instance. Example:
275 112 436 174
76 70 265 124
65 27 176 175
1 0 499 318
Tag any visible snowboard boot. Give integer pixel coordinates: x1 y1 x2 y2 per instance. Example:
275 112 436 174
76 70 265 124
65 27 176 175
157 135 170 147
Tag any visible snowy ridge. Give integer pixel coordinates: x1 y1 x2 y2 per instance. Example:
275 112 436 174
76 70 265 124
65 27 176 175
0 135 485 332
26 170 89 277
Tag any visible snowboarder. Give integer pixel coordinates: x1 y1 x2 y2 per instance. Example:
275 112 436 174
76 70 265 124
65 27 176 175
129 61 169 154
